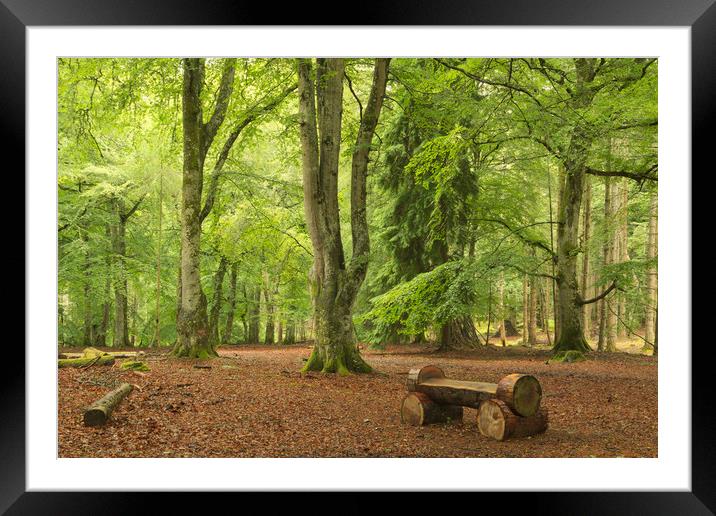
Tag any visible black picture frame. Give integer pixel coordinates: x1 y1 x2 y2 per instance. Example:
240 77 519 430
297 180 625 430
5 1 711 513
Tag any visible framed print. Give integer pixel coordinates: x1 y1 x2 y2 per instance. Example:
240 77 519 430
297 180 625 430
5 0 713 513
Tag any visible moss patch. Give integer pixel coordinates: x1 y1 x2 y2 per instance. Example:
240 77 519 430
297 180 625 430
551 350 587 363
119 360 150 372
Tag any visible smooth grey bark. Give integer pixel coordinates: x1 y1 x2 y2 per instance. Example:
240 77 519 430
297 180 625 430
173 58 217 358
298 58 390 374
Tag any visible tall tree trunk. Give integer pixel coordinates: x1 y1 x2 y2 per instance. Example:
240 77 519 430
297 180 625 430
130 291 138 346
94 227 112 347
528 276 538 346
173 58 214 358
598 177 618 352
94 290 110 347
222 264 237 344
277 317 283 345
498 272 507 347
82 229 94 346
284 319 296 344
297 58 390 374
580 175 592 338
551 59 600 354
616 178 629 338
247 285 261 344
110 200 129 348
644 192 658 353
208 257 227 348
263 273 275 344
540 278 552 346
522 274 528 344
154 169 163 348
485 282 492 346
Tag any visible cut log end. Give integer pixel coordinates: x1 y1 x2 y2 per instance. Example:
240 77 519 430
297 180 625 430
406 365 445 392
496 373 542 417
478 399 548 441
400 392 463 426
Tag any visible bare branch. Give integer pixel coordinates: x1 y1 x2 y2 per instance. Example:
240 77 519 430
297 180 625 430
578 281 617 305
585 164 657 182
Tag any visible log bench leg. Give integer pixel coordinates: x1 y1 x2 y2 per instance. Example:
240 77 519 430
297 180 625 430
477 399 548 441
401 392 463 426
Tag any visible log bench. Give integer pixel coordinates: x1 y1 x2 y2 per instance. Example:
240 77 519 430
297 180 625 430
401 365 547 440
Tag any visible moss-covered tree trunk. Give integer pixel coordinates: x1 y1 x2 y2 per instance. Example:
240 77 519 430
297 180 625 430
297 58 390 374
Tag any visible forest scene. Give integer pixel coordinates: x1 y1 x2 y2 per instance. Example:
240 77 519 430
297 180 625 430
58 57 658 458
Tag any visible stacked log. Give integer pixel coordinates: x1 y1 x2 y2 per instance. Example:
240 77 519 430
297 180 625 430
477 399 548 441
401 365 547 440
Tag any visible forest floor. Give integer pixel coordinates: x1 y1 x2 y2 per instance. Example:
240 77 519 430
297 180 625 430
58 341 657 458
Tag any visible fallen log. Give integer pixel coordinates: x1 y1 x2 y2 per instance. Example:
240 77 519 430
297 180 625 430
400 392 463 426
406 366 542 416
477 399 548 441
83 382 133 426
58 356 115 368
58 350 143 360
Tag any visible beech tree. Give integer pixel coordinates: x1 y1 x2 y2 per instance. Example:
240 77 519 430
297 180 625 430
297 58 390 374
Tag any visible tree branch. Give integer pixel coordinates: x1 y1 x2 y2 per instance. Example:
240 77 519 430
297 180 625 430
201 58 236 158
200 82 297 223
433 58 544 107
585 164 657 182
120 193 147 223
474 217 556 258
578 281 617 305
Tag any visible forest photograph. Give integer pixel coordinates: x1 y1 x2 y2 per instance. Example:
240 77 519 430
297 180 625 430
57 56 658 458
